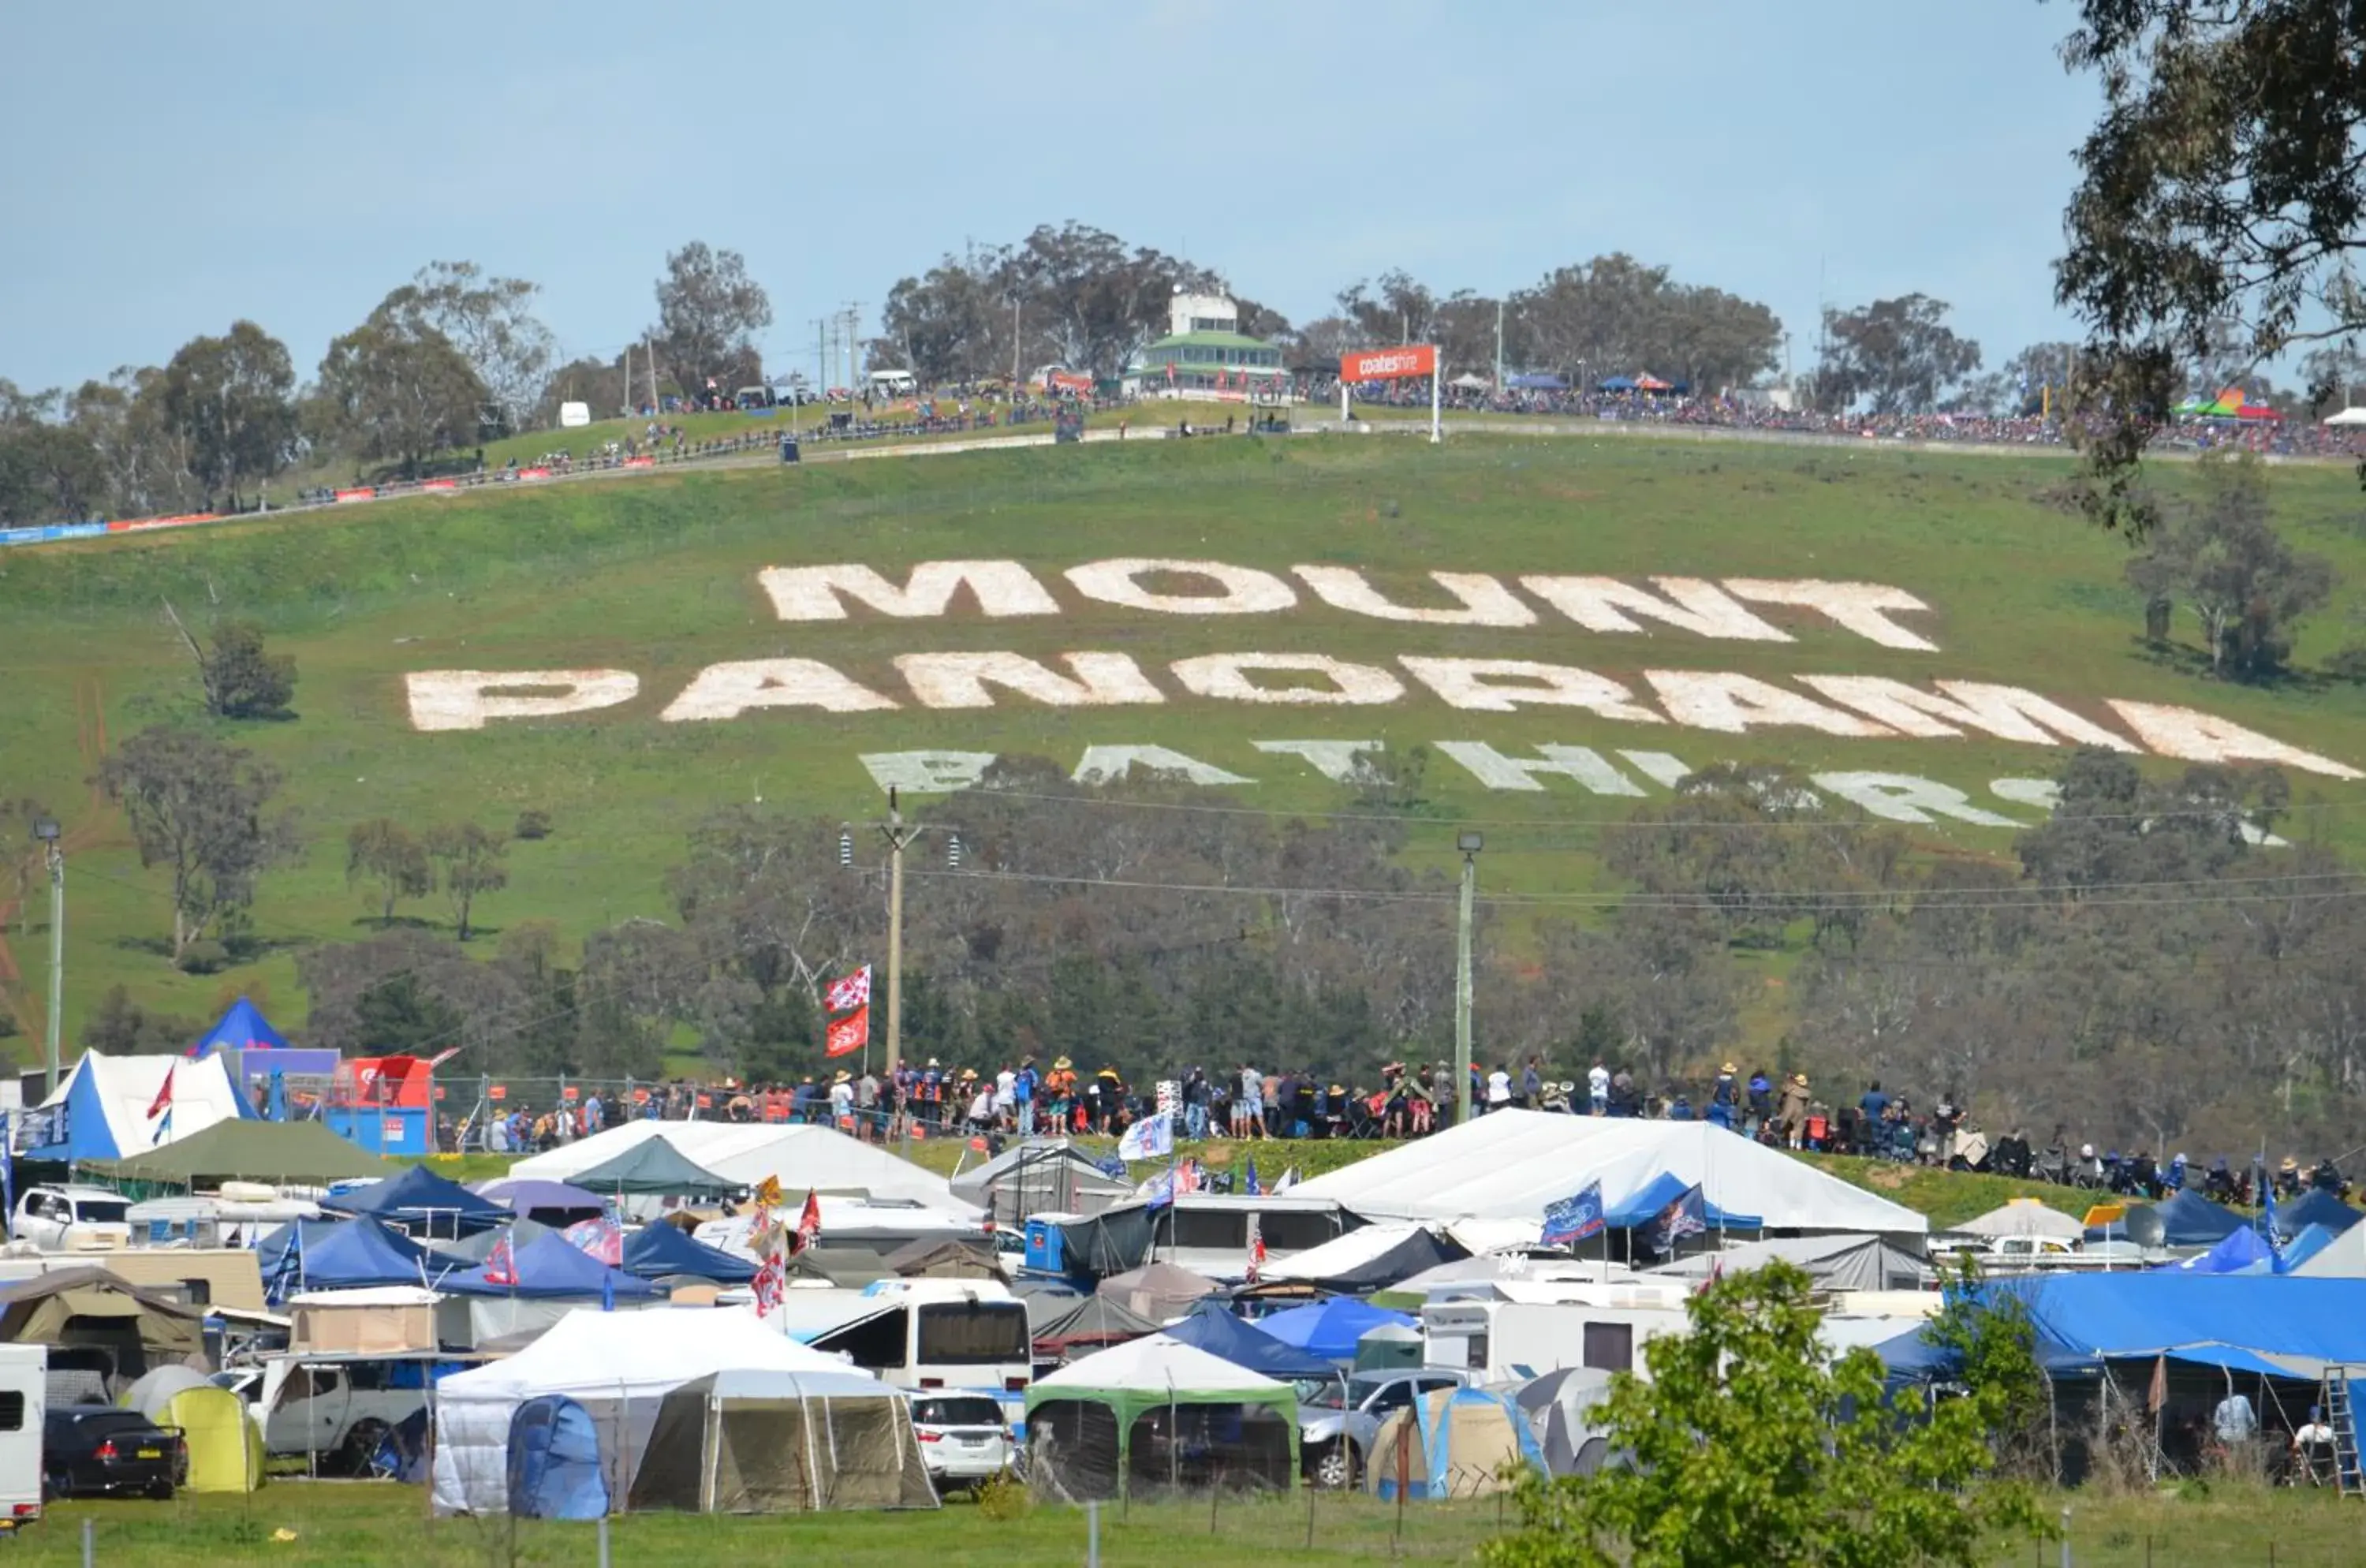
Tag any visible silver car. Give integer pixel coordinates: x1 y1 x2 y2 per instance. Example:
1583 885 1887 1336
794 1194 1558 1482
909 1393 1014 1491
1296 1370 1468 1488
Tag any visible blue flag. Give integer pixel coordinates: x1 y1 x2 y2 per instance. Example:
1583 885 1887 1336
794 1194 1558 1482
1541 1179 1605 1247
0 1111 13 1239
1245 1159 1261 1197
1648 1183 1708 1254
1095 1148 1127 1180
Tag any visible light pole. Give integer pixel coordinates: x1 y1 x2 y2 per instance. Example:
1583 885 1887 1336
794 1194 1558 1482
32 818 62 1099
1454 831 1480 1125
877 789 920 1082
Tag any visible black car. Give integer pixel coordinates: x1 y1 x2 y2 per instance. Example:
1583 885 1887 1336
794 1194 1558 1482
43 1407 179 1500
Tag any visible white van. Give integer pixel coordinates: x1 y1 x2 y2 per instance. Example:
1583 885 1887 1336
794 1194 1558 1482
867 369 918 397
0 1345 44 1532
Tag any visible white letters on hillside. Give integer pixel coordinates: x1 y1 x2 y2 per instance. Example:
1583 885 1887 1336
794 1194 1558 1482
1723 581 1939 651
662 659 900 721
1800 677 2135 750
1064 558 1297 615
1252 739 1386 782
758 561 1061 621
893 651 1166 709
1517 576 1791 641
1435 742 1645 796
2106 701 2364 780
860 751 999 793
1073 746 1252 786
1290 566 1538 626
1644 671 1890 737
1170 653 1404 705
1808 772 2024 827
405 669 640 731
1398 657 1665 722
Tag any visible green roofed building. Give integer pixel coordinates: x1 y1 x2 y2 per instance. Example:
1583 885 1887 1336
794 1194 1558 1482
1131 293 1287 394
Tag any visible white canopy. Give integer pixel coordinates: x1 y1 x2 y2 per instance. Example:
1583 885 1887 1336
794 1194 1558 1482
2323 405 2366 426
1953 1200 2084 1241
2295 1222 2366 1278
509 1122 976 1216
431 1306 860 1514
1033 1331 1288 1397
1294 1111 1927 1235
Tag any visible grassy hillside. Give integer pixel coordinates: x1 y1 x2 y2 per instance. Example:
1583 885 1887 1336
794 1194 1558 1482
5 431 2365 1046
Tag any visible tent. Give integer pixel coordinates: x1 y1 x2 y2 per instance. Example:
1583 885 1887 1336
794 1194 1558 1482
1028 1291 1163 1358
431 1215 553 1267
122 1366 263 1491
1162 1301 1338 1381
1606 1170 1762 1230
431 1306 861 1514
1512 1366 1615 1477
192 996 289 1053
91 1118 395 1189
2281 1223 2338 1271
256 1217 441 1301
287 1286 446 1355
475 1178 607 1223
2158 1226 2273 1275
1257 1298 1416 1362
1955 1200 2084 1241
0 1267 203 1384
2148 1189 2247 1247
1596 375 1638 392
1367 1386 1546 1499
1263 1223 1467 1294
950 1140 1132 1223
325 1165 509 1235
1633 373 1677 393
2275 1189 2362 1238
1506 373 1567 392
2293 1219 2366 1278
1886 1274 2366 1380
510 1123 970 1215
1294 1111 1924 1236
564 1138 740 1200
506 1396 608 1518
1651 1234 1931 1293
626 1370 936 1514
1096 1261 1219 1323
2323 405 2366 427
621 1221 758 1284
1448 372 1492 390
884 1236 1000 1279
441 1231 659 1301
1024 1333 1298 1499
23 1050 256 1162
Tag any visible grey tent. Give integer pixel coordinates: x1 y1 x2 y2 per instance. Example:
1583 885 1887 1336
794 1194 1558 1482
626 1369 937 1514
569 1140 739 1198
1031 1293 1163 1358
885 1236 1001 1279
1650 1234 1930 1293
1096 1261 1220 1323
951 1140 1133 1225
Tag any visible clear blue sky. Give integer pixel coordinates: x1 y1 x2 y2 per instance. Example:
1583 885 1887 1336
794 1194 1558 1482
0 2 2100 392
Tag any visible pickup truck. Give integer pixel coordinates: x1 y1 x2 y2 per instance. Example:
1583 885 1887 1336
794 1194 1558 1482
214 1359 430 1474
11 1187 132 1253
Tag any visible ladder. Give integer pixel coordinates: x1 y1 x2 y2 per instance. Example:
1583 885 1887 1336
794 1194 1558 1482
2324 1365 2363 1496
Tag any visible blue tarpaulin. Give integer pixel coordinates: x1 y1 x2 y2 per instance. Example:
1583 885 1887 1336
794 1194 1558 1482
2149 1189 2247 1246
2274 1189 2362 1237
2157 1226 2272 1275
192 997 289 1053
1164 1301 1338 1379
442 1230 658 1300
618 1222 757 1284
1606 1170 1762 1230
1596 375 1638 392
1257 1298 1416 1361
1998 1274 2366 1363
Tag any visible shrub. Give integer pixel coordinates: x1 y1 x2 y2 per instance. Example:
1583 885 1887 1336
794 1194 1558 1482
513 810 554 841
177 939 230 975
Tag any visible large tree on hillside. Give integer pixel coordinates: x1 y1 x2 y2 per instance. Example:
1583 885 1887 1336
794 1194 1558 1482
2055 0 2366 523
1816 294 1982 413
375 261 555 431
98 726 303 961
651 241 773 398
1005 222 1215 379
155 322 297 510
2125 452 2334 679
0 391 107 525
311 314 487 476
1513 253 1782 391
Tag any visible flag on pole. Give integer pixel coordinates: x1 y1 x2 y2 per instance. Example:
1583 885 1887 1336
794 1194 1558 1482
1118 1111 1174 1163
483 1233 519 1288
796 1189 823 1255
826 965 873 1014
147 1063 176 1144
564 1215 623 1267
1648 1184 1707 1255
824 1004 870 1058
1244 1158 1261 1198
1245 1212 1266 1285
1540 1180 1606 1247
1271 1167 1300 1195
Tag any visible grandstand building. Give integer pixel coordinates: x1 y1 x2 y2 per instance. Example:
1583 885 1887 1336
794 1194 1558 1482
1131 292 1287 397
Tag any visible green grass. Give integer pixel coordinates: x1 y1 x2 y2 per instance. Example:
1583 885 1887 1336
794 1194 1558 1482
17 1478 2366 1566
6 431 2366 1046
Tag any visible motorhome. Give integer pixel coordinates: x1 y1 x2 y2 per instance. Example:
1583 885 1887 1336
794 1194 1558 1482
127 1191 320 1250
0 1345 43 1533
1421 1291 1691 1383
753 1277 1032 1396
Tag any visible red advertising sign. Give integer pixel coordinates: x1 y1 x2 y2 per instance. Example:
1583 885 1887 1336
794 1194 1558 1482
515 466 551 481
420 478 459 493
621 455 656 469
1047 371 1093 394
333 487 376 503
1341 345 1438 382
488 1085 507 1102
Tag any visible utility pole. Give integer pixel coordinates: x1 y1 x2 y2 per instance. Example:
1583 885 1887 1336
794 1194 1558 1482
842 303 864 398
33 818 62 1099
644 331 658 414
1494 299 1505 390
878 788 919 1081
1454 831 1480 1125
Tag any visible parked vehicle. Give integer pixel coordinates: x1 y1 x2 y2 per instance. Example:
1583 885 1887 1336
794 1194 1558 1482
11 1187 132 1253
215 1356 431 1471
0 1346 45 1533
908 1392 1013 1491
1296 1369 1467 1488
42 1407 177 1499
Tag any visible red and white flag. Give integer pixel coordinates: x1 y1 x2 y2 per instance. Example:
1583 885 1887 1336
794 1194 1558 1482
1245 1214 1266 1286
483 1234 518 1288
145 1064 175 1122
825 965 872 1014
795 1189 823 1255
824 1004 869 1058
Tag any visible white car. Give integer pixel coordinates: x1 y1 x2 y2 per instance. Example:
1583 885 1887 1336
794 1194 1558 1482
10 1187 131 1253
908 1393 1013 1491
214 1359 427 1472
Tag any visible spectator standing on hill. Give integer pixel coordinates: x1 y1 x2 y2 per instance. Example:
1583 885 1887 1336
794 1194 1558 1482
1520 1057 1543 1110
1235 1063 1264 1140
1487 1065 1513 1113
1588 1060 1610 1116
1778 1073 1812 1146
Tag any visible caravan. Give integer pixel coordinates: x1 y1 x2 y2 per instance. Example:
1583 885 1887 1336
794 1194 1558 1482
1421 1288 1691 1383
0 1346 41 1531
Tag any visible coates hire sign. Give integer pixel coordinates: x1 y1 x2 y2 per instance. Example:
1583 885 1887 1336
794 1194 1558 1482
403 558 2361 823
1342 345 1437 381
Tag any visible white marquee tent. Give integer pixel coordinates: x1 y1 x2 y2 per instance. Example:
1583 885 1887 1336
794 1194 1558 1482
1294 1111 1927 1236
509 1122 976 1217
430 1306 860 1515
28 1050 255 1161
1952 1200 2085 1241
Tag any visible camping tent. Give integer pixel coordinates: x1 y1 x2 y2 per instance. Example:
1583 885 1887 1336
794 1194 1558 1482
256 1216 442 1301
626 1370 937 1514
950 1140 1132 1223
1955 1200 2085 1241
1028 1291 1163 1359
325 1165 509 1235
2293 1219 2366 1278
1512 1366 1615 1477
1597 375 1638 392
1606 1170 1761 1229
564 1138 740 1200
1024 1333 1298 1499
1883 1275 2366 1380
1293 1111 1925 1235
431 1307 861 1514
192 996 289 1052
121 1366 263 1491
1366 1386 1547 1499
22 1051 256 1162
2148 1189 2247 1247
2324 406 2366 426
2158 1226 2274 1275
288 1286 447 1355
2281 1223 2338 1271
1256 1298 1416 1363
621 1222 758 1284
1095 1261 1219 1323
1162 1301 1337 1381
1263 1223 1468 1294
506 1396 610 1518
475 1178 606 1224
429 1217 550 1267
1651 1234 1931 1292
442 1231 659 1301
883 1236 1000 1279
0 1268 203 1386
2275 1189 2362 1238
91 1118 395 1189
510 1122 971 1215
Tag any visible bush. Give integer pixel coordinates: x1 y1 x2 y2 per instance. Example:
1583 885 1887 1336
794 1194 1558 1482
972 1470 1030 1521
2324 643 2366 683
177 939 230 975
513 810 553 841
